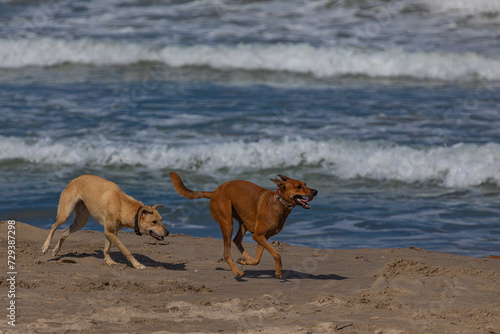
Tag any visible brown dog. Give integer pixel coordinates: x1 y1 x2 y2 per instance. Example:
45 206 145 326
170 172 317 278
42 175 169 269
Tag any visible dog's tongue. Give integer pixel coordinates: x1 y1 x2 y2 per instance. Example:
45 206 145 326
298 197 311 209
301 196 314 203
149 230 164 241
300 195 316 209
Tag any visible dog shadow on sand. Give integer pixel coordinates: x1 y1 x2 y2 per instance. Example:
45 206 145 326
48 250 187 271
215 268 347 282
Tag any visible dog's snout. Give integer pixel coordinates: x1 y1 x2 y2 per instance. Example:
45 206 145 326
165 230 170 237
312 189 318 196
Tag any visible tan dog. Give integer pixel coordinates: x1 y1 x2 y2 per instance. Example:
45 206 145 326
42 175 169 269
170 172 317 278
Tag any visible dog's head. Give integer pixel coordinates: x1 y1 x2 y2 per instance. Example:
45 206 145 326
138 204 169 241
271 175 318 209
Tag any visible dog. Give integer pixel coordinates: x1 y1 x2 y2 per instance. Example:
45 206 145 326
170 172 317 278
42 175 169 269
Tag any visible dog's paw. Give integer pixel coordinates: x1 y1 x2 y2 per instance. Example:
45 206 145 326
134 263 146 270
237 257 258 265
105 259 118 266
234 270 244 278
41 245 49 254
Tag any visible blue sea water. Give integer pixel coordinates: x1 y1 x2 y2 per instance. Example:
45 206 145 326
1 0 500 257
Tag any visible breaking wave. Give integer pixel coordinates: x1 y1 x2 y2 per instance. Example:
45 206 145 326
2 135 500 188
2 38 500 82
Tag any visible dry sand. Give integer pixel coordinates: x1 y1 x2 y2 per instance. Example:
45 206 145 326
0 221 499 333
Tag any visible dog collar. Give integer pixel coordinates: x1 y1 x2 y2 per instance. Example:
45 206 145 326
275 190 293 209
134 206 143 236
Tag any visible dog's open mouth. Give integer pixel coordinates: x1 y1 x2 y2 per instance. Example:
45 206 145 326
149 230 164 241
294 195 314 209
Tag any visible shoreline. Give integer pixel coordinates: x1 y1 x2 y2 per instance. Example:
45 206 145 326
3 214 496 259
1 221 499 333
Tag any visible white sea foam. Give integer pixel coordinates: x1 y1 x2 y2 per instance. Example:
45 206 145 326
424 0 500 13
1 38 500 82
2 135 500 188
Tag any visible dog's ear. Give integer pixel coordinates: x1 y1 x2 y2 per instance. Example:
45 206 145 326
271 178 285 189
278 174 289 181
152 204 164 211
141 208 152 216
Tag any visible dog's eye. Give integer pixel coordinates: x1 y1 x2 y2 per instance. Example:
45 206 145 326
296 185 303 189
152 221 157 225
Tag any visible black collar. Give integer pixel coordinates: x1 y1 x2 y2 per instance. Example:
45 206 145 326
134 206 143 236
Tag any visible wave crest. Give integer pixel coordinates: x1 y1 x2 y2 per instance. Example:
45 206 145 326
2 135 500 188
2 38 500 82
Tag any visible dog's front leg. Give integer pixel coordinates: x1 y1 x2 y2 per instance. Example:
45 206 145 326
103 236 118 266
104 230 145 269
252 234 282 279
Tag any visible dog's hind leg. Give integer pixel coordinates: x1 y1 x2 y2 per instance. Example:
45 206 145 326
211 201 244 277
233 223 252 264
222 225 244 277
42 186 79 254
52 200 89 256
239 243 265 266
234 224 264 266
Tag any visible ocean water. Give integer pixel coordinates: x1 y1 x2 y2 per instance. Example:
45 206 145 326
1 0 500 257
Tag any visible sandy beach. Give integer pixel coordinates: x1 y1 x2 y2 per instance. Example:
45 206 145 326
0 221 499 333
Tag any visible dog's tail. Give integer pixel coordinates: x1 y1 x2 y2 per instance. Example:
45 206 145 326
169 172 213 200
